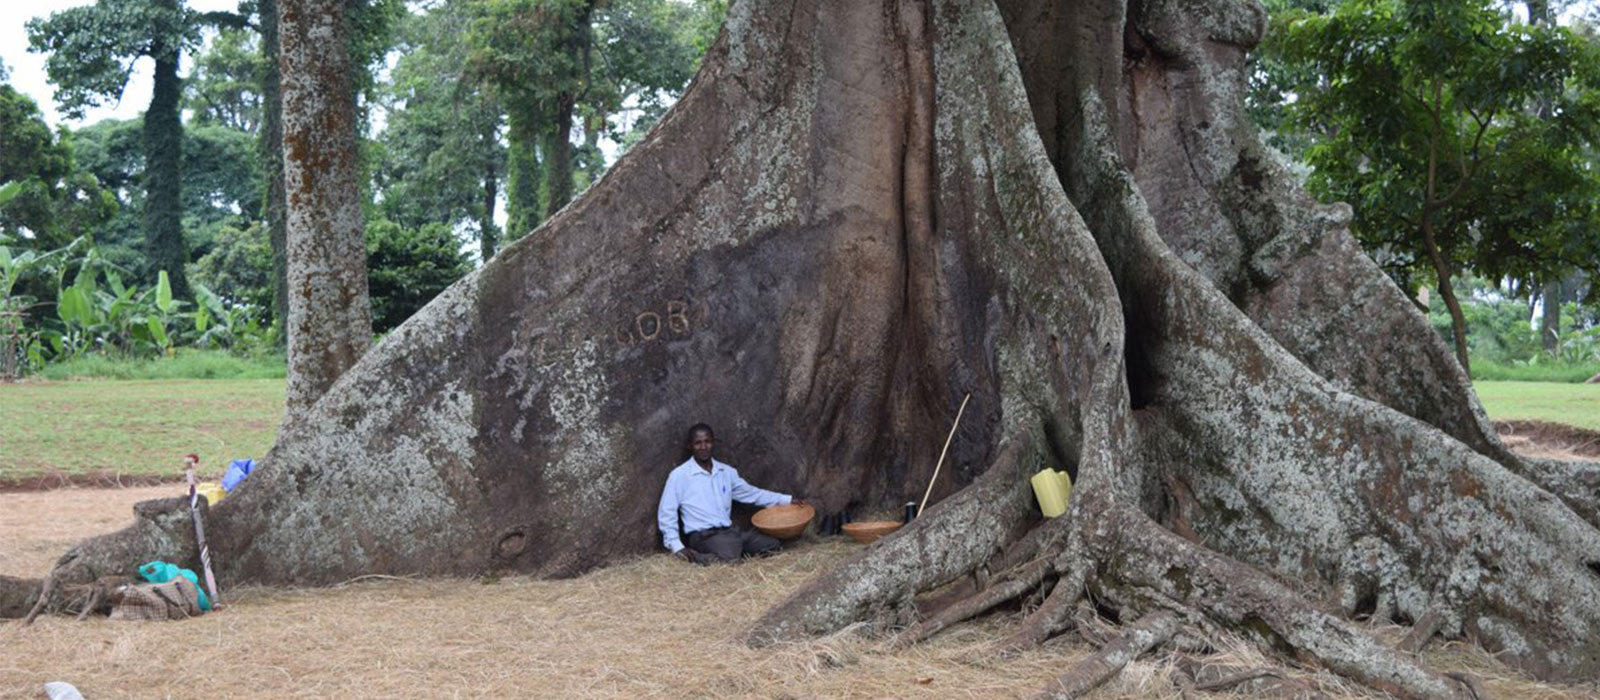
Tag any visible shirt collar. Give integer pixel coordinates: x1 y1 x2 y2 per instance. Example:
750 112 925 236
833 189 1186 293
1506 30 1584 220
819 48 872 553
679 457 728 475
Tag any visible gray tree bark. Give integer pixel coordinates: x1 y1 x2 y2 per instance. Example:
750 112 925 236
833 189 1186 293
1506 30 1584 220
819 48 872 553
277 0 372 425
14 0 1600 696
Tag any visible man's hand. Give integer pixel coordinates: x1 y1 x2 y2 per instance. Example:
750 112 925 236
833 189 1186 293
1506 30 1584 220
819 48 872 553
674 548 700 563
790 496 810 507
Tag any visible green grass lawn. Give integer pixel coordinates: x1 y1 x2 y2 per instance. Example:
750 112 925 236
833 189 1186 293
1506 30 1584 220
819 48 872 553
1473 380 1600 432
0 379 284 483
0 377 1590 484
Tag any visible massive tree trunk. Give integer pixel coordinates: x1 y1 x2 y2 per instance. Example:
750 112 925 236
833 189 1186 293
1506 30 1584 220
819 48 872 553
18 0 1600 695
143 9 189 301
278 0 372 424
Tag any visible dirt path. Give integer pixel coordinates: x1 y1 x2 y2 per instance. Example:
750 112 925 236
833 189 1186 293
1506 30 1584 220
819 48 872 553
1497 419 1600 460
0 485 178 579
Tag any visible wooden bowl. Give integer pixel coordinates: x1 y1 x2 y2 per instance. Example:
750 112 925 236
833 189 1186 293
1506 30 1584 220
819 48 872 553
842 520 902 544
753 503 815 540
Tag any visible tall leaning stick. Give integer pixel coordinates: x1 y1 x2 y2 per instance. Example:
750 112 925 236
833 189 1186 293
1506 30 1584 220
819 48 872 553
918 393 971 517
184 454 221 607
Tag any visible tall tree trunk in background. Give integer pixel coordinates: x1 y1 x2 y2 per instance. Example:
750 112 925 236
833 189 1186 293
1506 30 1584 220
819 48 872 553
1432 248 1472 373
480 118 499 260
143 5 189 300
541 1 592 218
505 116 541 240
278 0 371 425
1542 278 1564 356
23 1 1600 695
261 0 289 335
543 97 574 218
1529 0 1561 358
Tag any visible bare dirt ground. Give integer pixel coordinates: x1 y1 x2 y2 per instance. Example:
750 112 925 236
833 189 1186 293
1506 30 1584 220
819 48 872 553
0 485 177 580
1496 419 1600 461
3 445 1599 698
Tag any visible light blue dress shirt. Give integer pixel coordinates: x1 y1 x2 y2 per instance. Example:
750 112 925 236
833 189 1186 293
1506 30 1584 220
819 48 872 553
657 457 791 553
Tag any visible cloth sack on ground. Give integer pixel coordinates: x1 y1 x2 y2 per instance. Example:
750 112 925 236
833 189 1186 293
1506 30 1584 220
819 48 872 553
108 576 202 621
139 560 212 611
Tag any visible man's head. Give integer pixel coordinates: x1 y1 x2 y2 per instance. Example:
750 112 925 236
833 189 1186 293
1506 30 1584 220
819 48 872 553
686 423 715 465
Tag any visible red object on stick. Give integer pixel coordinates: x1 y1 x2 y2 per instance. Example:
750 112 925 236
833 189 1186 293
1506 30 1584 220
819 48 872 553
185 454 221 607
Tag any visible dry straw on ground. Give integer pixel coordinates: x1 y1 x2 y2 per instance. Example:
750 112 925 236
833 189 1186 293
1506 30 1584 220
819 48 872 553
3 488 1598 698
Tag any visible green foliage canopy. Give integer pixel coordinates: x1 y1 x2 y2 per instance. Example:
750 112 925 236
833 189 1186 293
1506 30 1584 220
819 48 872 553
24 0 196 120
1268 0 1600 288
364 218 472 333
0 86 115 249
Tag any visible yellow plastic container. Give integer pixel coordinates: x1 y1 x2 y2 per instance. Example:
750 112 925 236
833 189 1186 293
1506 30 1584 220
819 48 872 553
1030 468 1073 518
195 482 227 507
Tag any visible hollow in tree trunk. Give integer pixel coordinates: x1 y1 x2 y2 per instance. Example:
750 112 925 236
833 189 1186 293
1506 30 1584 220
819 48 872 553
14 1 1600 697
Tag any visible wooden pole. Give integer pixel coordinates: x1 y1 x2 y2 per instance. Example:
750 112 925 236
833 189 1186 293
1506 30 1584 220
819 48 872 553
918 393 971 517
185 454 221 608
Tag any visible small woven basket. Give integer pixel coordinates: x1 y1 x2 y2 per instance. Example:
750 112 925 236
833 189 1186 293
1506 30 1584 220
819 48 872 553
752 503 815 540
842 520 902 544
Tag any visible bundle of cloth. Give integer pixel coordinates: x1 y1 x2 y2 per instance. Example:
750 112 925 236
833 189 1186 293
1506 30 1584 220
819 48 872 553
107 560 211 621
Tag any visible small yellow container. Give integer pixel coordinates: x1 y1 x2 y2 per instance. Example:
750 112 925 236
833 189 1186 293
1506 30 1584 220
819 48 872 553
195 482 227 507
1030 468 1073 518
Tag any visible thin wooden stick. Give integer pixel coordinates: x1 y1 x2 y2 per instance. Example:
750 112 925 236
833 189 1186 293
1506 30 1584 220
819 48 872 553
919 393 971 516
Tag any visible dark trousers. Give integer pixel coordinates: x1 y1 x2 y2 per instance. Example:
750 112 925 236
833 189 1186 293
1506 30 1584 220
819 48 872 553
684 526 780 564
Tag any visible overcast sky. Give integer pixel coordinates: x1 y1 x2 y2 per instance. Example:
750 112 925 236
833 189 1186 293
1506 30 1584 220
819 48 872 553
2 0 240 128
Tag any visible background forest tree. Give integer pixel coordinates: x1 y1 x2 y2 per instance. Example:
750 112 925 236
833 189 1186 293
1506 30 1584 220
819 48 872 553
2 0 721 374
0 0 1592 378
1252 0 1600 373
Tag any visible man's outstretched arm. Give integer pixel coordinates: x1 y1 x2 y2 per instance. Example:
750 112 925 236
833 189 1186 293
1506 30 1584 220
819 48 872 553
728 468 793 507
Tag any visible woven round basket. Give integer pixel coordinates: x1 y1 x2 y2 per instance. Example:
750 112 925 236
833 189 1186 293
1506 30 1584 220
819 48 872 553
842 520 902 544
752 503 815 540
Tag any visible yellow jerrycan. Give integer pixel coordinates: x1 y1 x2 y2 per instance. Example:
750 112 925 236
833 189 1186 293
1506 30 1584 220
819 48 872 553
1030 468 1074 518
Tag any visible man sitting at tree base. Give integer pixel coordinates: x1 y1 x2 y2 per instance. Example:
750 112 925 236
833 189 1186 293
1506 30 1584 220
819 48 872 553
657 423 804 565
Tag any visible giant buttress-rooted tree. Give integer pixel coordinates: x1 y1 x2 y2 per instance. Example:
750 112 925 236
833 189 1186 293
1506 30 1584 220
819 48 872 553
13 1 1600 696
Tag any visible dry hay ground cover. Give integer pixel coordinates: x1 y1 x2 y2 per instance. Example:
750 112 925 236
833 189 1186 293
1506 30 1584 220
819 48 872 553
1 542 1593 700
0 490 1595 699
0 380 283 487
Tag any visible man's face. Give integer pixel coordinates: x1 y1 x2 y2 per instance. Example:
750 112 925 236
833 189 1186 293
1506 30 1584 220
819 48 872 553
690 430 715 464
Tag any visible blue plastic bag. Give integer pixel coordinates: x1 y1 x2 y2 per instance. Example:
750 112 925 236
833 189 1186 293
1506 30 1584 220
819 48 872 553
139 560 212 611
221 458 255 492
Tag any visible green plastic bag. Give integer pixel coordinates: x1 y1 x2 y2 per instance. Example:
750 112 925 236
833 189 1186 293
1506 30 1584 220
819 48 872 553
139 560 212 611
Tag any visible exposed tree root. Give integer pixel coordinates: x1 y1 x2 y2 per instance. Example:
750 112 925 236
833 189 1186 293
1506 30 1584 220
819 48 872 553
893 555 1053 649
1031 609 1178 699
748 438 1041 645
996 559 1088 653
1169 665 1199 700
75 585 105 622
1398 610 1446 656
1193 668 1279 691
21 575 56 626
1097 507 1469 700
0 575 44 619
1443 672 1487 700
